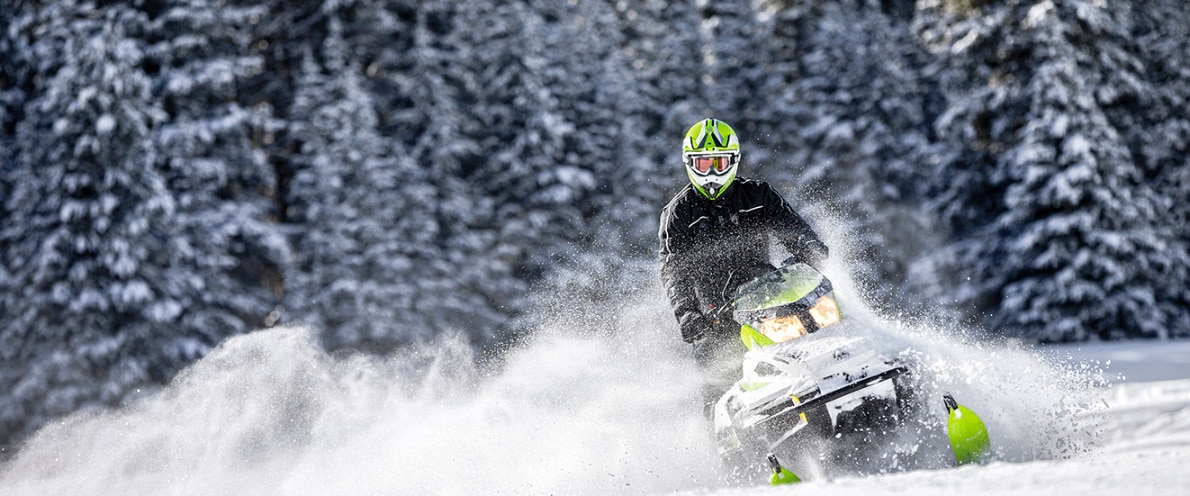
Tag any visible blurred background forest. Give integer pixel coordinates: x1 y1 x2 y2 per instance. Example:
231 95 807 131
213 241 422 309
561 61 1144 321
1 0 1188 451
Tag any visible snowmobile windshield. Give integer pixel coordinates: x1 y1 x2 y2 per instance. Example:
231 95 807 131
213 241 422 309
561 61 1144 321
732 264 826 314
732 264 840 344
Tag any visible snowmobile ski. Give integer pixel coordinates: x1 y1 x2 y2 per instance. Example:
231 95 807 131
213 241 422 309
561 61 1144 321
943 393 991 465
767 453 801 485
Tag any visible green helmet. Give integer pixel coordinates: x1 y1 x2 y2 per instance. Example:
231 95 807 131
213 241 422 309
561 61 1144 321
682 118 740 200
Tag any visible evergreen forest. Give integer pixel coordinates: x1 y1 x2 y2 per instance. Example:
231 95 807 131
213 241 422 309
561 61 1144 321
2 0 1188 451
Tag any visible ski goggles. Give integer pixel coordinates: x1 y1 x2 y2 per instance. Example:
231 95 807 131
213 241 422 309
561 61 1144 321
686 152 737 175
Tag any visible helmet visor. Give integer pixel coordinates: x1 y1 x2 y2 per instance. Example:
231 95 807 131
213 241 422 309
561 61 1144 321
689 153 735 175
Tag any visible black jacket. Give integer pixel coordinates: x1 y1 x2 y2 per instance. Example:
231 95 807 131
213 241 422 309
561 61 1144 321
658 178 827 335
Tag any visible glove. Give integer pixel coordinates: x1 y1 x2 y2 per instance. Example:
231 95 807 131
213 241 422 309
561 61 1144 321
679 312 712 344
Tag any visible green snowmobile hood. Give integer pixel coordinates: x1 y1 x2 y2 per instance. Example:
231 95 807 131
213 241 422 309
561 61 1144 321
740 324 776 350
944 393 991 465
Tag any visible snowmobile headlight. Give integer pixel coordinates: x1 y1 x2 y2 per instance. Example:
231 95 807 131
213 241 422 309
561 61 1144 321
808 294 841 329
758 315 808 343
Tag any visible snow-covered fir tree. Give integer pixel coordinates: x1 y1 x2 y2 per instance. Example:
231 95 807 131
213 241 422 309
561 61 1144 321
285 14 437 350
0 2 175 445
511 0 660 321
756 0 939 313
516 0 713 333
917 0 1180 340
0 10 29 236
144 0 290 354
909 1 1016 325
701 0 771 127
1117 0 1190 338
396 0 528 343
605 0 708 222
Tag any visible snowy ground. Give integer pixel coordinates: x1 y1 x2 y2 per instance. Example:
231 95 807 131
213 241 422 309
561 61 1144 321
1 291 1189 495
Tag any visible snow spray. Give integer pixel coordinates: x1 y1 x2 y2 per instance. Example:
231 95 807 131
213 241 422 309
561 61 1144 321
0 225 1109 496
804 207 1110 468
0 286 721 495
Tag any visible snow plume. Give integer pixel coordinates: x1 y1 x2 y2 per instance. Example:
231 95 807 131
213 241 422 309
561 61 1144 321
0 292 718 495
811 210 1110 466
856 317 1109 464
0 257 1109 495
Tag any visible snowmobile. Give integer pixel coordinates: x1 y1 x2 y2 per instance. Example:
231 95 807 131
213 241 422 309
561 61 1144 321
709 263 990 485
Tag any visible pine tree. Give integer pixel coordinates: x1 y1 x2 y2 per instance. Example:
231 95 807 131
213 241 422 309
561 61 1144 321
918 0 1176 341
517 0 649 299
757 0 938 311
285 14 436 350
0 2 176 445
144 0 289 353
608 0 708 233
911 0 1018 321
702 0 770 126
399 0 525 342
0 7 30 241
271 0 523 346
1125 0 1190 338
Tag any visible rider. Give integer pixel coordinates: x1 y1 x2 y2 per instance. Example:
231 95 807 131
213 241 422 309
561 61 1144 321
658 118 828 414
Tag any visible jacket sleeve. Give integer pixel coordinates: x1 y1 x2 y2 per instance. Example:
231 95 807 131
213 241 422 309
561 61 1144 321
763 183 828 266
659 205 703 328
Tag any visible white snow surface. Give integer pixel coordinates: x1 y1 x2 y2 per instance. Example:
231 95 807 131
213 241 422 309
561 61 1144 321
1 284 1189 496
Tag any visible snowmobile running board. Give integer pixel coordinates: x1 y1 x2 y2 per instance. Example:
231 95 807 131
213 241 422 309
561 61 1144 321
758 365 909 420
